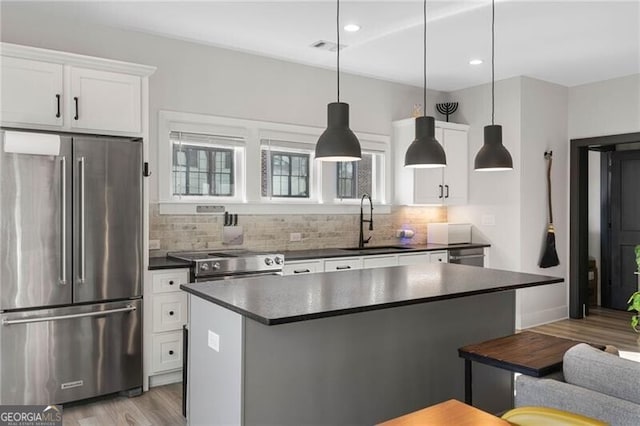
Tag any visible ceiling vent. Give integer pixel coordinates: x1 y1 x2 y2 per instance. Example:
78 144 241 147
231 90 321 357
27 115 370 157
310 40 346 52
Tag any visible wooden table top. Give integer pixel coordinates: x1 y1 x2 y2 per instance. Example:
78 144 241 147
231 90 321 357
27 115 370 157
378 399 510 426
458 331 605 377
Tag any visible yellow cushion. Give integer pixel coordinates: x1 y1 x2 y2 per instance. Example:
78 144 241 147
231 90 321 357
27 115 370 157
502 407 607 426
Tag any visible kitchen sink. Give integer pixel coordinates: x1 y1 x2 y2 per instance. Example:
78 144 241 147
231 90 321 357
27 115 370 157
341 245 412 252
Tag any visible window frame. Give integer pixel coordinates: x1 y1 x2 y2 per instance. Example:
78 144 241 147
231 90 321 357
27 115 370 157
172 142 235 197
158 110 391 215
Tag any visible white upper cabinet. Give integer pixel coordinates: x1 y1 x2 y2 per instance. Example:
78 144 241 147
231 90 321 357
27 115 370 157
393 118 469 206
1 56 64 127
0 43 155 136
70 67 142 134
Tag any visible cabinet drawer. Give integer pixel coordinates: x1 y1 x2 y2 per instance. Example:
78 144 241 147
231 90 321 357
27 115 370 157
152 270 189 294
152 293 188 332
429 251 449 264
283 260 323 275
151 331 183 373
397 253 430 266
363 255 398 269
324 257 362 272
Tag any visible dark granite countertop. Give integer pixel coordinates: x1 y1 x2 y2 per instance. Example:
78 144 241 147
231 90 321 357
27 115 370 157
283 242 490 261
149 257 191 270
180 263 562 326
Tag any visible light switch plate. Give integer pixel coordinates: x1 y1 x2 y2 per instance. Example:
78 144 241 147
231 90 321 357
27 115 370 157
208 330 220 352
481 214 496 226
289 232 302 242
149 239 160 250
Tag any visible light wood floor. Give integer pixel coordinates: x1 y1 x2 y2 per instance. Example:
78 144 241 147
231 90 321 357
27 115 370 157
62 383 185 426
528 306 640 352
61 307 638 425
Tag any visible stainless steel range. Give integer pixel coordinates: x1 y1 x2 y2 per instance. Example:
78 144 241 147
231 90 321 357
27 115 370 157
168 249 284 282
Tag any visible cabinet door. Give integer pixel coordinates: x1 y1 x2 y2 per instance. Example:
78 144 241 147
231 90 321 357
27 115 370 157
442 129 468 205
397 253 430 266
324 257 363 272
429 251 448 264
282 260 323 276
1 57 63 127
362 255 398 269
413 127 445 204
70 67 141 134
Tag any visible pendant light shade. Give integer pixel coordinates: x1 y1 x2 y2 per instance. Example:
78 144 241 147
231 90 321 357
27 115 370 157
315 102 361 161
404 0 446 168
474 125 513 171
405 116 446 168
315 0 361 162
474 0 513 172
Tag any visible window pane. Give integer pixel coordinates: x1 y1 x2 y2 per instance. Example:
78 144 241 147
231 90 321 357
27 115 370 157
337 154 374 199
172 142 234 197
264 150 310 198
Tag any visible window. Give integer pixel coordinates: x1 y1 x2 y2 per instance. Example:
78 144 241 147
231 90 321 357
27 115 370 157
170 131 242 199
336 153 374 199
261 149 310 198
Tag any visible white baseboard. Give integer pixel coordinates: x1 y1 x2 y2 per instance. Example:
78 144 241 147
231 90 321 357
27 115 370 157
519 305 568 329
149 370 183 388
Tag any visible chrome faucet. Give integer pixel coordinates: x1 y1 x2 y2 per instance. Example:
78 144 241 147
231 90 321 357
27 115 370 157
359 194 373 249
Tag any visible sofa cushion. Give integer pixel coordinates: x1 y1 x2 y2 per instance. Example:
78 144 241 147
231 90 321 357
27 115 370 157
563 343 640 405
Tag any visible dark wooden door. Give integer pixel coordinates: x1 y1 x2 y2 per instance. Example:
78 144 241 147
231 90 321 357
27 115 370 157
608 150 640 310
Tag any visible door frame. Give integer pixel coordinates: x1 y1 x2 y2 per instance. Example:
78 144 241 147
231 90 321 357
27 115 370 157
569 132 640 318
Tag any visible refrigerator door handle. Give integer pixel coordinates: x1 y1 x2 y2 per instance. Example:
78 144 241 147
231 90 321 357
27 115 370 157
60 157 67 285
78 156 86 284
2 305 136 326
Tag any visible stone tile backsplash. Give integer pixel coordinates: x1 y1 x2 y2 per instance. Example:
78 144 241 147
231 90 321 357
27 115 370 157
149 203 447 255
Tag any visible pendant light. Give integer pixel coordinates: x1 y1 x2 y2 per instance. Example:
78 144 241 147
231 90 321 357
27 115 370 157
404 0 446 169
315 0 361 162
474 0 513 171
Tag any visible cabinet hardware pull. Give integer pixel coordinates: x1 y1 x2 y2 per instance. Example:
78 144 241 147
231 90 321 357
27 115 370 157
445 185 450 198
438 185 443 199
73 97 79 120
59 157 67 285
169 350 174 355
56 94 61 118
169 280 174 285
169 311 174 316
336 265 351 270
294 269 311 274
78 157 86 284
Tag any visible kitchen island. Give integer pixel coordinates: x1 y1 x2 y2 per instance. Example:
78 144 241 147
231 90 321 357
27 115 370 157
181 263 562 426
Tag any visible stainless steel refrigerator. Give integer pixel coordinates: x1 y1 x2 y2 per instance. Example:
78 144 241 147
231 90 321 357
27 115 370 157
0 130 143 405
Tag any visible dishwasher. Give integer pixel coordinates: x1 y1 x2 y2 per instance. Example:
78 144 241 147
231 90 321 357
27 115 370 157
448 247 485 267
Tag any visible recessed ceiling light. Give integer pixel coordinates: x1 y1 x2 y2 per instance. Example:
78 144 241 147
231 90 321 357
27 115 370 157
469 59 483 65
344 24 361 32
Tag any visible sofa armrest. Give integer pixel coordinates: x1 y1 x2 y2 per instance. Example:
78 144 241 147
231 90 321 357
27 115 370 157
515 375 640 426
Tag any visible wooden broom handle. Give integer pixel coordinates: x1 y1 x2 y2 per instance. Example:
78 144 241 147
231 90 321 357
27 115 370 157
545 151 553 224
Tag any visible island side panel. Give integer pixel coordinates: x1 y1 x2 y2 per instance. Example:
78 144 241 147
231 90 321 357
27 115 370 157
188 295 244 425
243 291 515 425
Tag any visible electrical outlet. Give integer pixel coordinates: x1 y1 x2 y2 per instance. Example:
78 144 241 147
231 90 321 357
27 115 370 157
149 239 160 250
208 330 219 352
290 232 302 242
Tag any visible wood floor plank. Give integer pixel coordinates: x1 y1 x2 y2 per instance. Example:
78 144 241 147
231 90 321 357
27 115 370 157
527 307 640 352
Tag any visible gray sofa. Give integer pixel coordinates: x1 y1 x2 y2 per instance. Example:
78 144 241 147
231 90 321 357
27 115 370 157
515 343 640 426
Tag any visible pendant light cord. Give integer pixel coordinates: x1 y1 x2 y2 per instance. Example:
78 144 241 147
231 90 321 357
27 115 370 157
337 0 340 103
423 0 427 118
491 0 495 126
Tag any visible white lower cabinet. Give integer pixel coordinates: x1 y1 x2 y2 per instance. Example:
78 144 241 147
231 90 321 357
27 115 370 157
283 260 323 276
151 332 183 373
145 268 189 390
429 251 449 264
397 252 430 266
324 257 363 272
363 255 398 269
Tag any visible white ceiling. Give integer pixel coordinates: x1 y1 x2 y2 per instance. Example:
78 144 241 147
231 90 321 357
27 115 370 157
5 1 639 91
